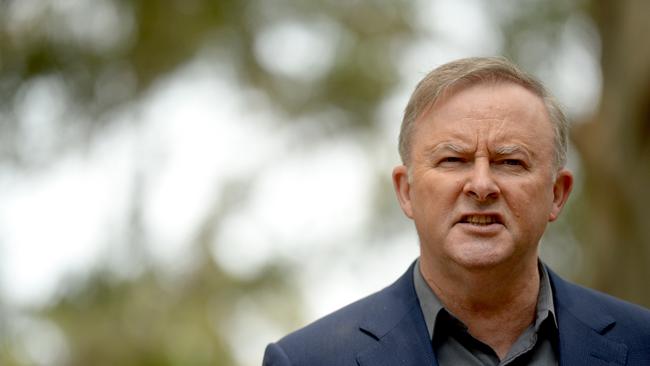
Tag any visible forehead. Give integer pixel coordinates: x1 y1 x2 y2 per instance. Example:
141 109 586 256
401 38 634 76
414 81 554 150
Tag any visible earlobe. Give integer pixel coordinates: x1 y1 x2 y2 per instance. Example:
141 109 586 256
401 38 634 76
392 165 414 219
549 169 574 222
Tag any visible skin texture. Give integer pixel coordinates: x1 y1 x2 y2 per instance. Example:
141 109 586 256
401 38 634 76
392 81 573 358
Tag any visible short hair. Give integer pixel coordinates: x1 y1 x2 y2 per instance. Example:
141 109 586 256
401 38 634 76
398 56 569 169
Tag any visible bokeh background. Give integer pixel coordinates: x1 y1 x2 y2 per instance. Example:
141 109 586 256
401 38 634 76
1 0 649 365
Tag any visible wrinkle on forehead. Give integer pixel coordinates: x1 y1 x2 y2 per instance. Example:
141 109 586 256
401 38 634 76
413 82 555 165
430 82 549 126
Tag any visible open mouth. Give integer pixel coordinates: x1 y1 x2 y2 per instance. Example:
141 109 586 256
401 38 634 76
459 214 503 226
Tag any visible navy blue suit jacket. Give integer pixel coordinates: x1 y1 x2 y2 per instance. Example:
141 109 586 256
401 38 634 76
263 262 650 365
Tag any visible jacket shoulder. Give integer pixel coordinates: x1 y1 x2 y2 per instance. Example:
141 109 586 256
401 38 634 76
264 263 419 366
555 275 650 326
550 269 650 362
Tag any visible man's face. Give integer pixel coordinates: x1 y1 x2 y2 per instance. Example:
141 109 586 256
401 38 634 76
393 82 572 274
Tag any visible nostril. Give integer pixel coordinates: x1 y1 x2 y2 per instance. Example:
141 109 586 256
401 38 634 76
464 186 500 201
463 174 500 201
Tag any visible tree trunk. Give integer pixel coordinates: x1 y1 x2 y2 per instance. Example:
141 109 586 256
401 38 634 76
572 0 650 307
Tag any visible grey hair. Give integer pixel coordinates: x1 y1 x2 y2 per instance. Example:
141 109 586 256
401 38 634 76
398 56 569 169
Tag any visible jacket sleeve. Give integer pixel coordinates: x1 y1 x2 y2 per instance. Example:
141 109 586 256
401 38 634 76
263 342 292 366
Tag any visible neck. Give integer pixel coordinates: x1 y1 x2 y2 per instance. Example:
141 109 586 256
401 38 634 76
420 256 540 359
421 257 540 310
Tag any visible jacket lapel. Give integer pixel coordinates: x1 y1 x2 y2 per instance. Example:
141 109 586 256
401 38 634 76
548 269 628 366
355 262 437 366
356 264 630 366
356 304 437 366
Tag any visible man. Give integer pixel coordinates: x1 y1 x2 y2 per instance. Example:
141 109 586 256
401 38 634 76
263 57 650 365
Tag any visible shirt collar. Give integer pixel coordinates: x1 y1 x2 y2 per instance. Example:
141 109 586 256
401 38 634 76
413 258 557 339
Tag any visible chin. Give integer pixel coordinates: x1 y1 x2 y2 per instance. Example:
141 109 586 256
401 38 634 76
447 242 514 271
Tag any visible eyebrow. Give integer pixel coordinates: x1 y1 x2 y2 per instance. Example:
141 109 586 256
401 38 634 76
493 145 534 160
425 143 533 158
427 143 469 155
494 145 526 155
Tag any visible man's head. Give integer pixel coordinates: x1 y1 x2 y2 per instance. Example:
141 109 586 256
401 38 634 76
392 57 573 276
399 57 569 171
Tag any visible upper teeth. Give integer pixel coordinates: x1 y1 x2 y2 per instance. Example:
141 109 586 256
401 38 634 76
465 215 497 225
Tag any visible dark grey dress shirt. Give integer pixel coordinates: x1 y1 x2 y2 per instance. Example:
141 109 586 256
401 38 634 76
413 260 558 366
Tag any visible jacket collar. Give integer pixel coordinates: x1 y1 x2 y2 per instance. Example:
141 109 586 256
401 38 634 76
356 261 438 366
547 267 628 366
355 262 630 366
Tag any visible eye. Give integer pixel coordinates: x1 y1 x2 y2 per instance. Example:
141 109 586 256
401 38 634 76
496 159 527 169
502 159 522 166
436 156 468 169
442 157 463 163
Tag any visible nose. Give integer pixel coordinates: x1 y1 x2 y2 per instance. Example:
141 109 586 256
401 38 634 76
463 159 500 202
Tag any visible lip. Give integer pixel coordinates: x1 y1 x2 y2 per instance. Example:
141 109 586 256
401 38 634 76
457 212 504 223
455 212 505 234
456 222 504 236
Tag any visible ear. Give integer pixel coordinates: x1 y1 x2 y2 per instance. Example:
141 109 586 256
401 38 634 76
392 165 414 219
548 169 573 222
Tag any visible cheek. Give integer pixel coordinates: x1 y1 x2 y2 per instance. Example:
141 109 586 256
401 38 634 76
506 183 555 222
412 179 458 217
